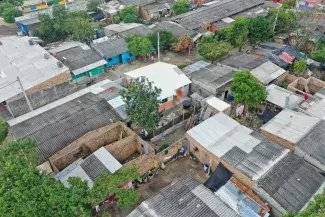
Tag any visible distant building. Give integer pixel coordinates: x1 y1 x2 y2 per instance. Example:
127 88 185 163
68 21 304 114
125 62 191 112
104 23 153 38
52 43 107 80
140 1 171 21
91 37 135 67
149 21 197 38
0 36 70 104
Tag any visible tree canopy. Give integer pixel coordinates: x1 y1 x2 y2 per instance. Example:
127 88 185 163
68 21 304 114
121 77 162 130
269 8 296 34
0 134 139 216
225 17 249 51
247 16 271 46
230 71 267 112
172 35 192 52
148 30 176 51
172 0 190 15
197 36 229 63
1 4 22 23
0 0 23 6
35 6 94 43
86 0 101 12
293 59 307 74
0 117 8 142
127 36 154 57
311 48 325 62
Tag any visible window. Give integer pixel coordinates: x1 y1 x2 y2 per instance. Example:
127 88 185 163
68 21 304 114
161 98 168 103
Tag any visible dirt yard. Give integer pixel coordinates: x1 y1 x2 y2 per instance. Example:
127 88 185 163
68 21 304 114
0 19 18 37
100 156 208 217
97 51 201 81
152 127 186 149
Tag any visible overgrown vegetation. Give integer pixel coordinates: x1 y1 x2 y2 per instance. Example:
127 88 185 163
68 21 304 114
172 35 193 52
35 6 94 43
0 137 139 216
0 3 22 23
121 77 162 131
197 36 229 63
114 6 144 24
148 30 177 51
172 0 190 15
293 59 307 74
247 16 271 46
225 17 249 51
268 8 296 34
127 36 154 58
0 117 8 142
230 71 267 114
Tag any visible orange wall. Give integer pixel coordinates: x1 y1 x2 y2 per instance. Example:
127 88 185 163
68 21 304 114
159 100 174 112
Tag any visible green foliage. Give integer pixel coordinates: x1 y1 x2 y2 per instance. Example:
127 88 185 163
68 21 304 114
121 77 162 130
293 59 307 74
98 22 106 29
87 0 100 12
127 36 154 56
118 6 138 20
197 36 229 63
282 0 296 9
148 30 177 51
36 6 94 43
113 15 121 24
0 3 13 16
123 14 137 23
0 117 8 142
172 0 190 15
0 0 23 6
230 71 267 110
91 165 139 209
172 34 192 52
269 8 296 34
225 17 249 51
311 48 325 62
248 16 271 45
2 6 22 23
159 143 169 152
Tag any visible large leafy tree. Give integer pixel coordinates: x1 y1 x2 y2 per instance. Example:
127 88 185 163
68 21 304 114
121 77 162 130
269 8 296 34
127 36 154 57
117 6 138 20
225 17 249 51
248 16 271 46
0 117 8 142
197 36 229 63
311 48 325 62
172 0 190 15
172 34 192 52
36 6 93 43
293 59 307 74
230 71 267 113
2 6 22 23
0 0 23 6
148 30 176 51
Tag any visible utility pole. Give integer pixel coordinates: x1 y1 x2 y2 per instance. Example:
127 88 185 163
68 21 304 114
17 76 33 112
157 31 160 62
272 7 279 33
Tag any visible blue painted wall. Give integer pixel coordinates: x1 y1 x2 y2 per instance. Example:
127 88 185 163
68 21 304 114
106 56 120 67
121 52 135 64
17 23 29 35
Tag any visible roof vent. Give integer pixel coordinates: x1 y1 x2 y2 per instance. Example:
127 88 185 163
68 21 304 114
0 41 2 46
28 39 34 46
62 57 67 63
0 71 6 79
57 61 63 68
44 53 50 59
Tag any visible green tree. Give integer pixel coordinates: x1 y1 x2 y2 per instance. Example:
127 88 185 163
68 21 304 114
0 0 23 6
230 71 267 113
248 16 271 46
117 6 138 20
2 6 22 23
311 48 325 62
121 77 162 130
0 117 8 142
87 0 100 12
269 8 296 34
68 17 94 42
0 3 13 16
293 59 307 74
225 17 249 51
172 34 192 52
172 0 190 15
113 15 121 24
127 36 154 57
148 30 176 51
123 14 137 23
197 36 229 63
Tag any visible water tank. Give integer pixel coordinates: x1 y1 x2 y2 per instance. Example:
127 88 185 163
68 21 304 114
56 61 63 68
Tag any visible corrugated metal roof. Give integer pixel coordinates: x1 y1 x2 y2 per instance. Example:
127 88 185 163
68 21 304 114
150 21 197 38
251 61 286 84
125 62 191 100
257 152 325 212
91 37 129 59
266 84 304 109
187 113 288 180
205 96 230 111
128 175 240 217
11 93 119 163
299 88 325 120
260 109 320 144
220 53 267 70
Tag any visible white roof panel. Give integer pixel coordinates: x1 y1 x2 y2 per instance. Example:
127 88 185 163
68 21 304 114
260 109 320 144
125 62 191 99
251 61 286 85
266 84 304 109
206 96 230 111
93 147 122 173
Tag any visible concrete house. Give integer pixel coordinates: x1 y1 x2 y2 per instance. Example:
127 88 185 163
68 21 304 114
52 43 107 80
125 62 191 112
0 36 70 104
186 112 289 188
91 37 135 67
183 61 237 99
140 1 171 21
104 23 152 38
149 21 197 38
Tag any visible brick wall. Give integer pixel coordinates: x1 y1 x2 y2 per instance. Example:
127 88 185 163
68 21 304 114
186 133 255 187
27 72 71 94
261 130 295 150
105 135 137 161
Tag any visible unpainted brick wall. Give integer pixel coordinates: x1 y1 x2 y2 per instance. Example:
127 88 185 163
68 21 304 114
105 135 137 161
27 72 71 94
261 130 294 150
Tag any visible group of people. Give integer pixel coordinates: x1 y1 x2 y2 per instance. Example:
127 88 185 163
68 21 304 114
94 193 117 216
